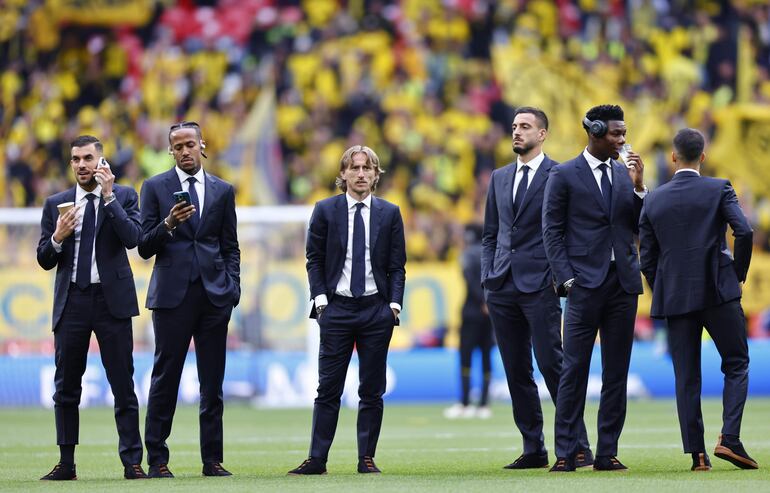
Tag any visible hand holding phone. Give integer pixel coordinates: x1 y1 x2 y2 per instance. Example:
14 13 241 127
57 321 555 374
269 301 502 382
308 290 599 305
173 191 191 205
95 157 108 185
166 190 196 229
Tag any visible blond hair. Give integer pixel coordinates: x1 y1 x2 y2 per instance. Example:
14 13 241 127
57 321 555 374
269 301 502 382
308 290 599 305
335 145 385 192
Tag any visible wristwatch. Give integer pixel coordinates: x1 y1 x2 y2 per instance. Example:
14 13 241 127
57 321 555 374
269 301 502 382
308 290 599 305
102 192 116 204
316 305 326 316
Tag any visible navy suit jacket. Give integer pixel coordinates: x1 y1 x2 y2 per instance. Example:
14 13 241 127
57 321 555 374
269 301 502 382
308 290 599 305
306 193 406 317
138 168 240 309
482 156 557 293
542 154 644 294
639 172 752 317
37 184 141 330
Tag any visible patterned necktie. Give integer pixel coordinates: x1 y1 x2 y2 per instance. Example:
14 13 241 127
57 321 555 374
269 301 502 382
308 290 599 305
350 202 365 297
186 177 200 231
600 163 612 216
75 193 97 289
512 164 529 217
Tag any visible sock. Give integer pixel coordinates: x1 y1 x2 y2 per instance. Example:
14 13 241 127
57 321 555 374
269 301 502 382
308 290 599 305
59 445 75 465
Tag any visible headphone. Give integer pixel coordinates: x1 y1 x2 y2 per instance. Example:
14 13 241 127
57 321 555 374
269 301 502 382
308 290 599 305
583 116 608 138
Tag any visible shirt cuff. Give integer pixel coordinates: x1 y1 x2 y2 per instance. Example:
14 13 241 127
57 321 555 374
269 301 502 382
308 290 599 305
51 235 63 253
315 294 328 308
102 193 116 206
634 186 648 198
389 302 401 313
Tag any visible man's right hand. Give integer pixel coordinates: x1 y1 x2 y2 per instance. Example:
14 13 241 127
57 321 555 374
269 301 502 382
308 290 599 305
53 206 79 243
165 201 197 229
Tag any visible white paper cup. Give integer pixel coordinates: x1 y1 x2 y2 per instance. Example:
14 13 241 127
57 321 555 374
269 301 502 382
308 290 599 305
57 202 75 215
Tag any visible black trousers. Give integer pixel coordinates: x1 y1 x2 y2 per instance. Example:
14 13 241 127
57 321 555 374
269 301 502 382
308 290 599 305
53 283 142 466
145 280 232 465
667 299 749 453
309 294 395 460
486 276 590 455
458 316 493 406
554 265 637 458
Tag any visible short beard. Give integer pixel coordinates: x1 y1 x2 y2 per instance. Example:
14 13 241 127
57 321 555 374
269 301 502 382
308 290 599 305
513 143 533 155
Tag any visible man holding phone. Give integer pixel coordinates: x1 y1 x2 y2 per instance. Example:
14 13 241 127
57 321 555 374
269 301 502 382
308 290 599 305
36 135 146 480
139 121 240 478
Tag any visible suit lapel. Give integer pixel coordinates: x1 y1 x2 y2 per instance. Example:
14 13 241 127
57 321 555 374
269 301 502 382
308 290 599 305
95 195 106 236
501 163 515 218
198 171 218 233
576 156 609 216
335 194 348 252
515 158 552 220
370 196 383 250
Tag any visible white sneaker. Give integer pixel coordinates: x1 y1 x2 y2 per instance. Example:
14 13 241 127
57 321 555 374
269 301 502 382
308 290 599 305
475 406 492 419
443 404 472 419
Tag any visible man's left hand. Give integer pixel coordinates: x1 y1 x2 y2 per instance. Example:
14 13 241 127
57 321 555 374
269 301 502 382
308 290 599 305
624 151 645 191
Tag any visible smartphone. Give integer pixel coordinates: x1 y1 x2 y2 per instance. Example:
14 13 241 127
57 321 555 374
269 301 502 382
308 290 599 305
95 157 108 185
173 191 191 205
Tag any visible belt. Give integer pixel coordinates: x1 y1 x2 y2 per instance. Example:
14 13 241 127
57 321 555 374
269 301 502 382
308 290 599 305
333 293 384 307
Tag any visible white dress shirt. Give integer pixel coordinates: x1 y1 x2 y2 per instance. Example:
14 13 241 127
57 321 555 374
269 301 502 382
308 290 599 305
315 193 401 313
512 151 544 204
175 166 206 216
675 168 700 176
51 184 103 284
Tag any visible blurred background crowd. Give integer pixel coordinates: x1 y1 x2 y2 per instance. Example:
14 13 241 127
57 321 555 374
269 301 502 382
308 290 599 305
2 0 770 348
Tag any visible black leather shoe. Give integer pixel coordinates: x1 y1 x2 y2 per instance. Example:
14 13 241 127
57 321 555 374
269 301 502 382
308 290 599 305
593 455 628 471
40 463 76 480
549 457 575 472
124 464 148 479
288 457 327 475
504 452 549 469
358 456 381 474
148 463 174 478
575 449 594 467
714 434 759 469
691 452 712 471
202 462 232 476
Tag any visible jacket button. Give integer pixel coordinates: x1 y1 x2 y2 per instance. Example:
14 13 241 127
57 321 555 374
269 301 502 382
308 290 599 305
512 226 518 232
511 249 516 253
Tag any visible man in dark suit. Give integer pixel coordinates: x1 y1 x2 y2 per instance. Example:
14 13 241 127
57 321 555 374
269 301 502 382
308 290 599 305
482 107 591 469
288 145 406 476
36 135 146 480
543 105 647 472
639 128 757 471
139 121 240 478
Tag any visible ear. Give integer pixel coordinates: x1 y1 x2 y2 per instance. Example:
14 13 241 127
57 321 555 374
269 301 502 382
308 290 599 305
168 146 173 155
699 152 705 163
671 151 676 164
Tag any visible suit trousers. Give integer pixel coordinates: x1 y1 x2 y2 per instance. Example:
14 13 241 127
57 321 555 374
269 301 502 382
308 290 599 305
486 275 590 455
666 299 749 453
310 294 395 460
145 279 232 465
554 264 638 458
53 283 142 466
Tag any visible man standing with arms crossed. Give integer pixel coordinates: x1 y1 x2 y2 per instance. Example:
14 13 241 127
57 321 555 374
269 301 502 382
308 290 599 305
288 145 406 475
37 135 146 480
139 121 240 478
543 105 647 472
639 128 757 472
482 107 592 469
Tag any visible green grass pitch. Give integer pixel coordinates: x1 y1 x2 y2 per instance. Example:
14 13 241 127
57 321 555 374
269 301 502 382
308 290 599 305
0 399 768 492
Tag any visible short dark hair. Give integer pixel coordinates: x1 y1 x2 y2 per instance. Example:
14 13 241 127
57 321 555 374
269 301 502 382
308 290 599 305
585 104 624 125
673 128 705 163
168 120 202 143
70 135 103 153
513 106 549 130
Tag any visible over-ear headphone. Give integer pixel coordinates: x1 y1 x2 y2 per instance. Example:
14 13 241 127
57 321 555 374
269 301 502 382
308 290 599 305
583 116 608 137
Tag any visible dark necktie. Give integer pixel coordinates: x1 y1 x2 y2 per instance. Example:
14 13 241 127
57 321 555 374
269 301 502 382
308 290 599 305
600 163 612 216
75 193 97 289
186 177 200 231
512 164 529 216
351 202 365 297
186 177 201 281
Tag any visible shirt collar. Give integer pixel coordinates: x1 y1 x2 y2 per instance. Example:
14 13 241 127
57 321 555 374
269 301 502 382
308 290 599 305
517 151 545 173
346 193 372 210
175 165 205 185
583 148 611 171
675 168 700 176
76 184 102 202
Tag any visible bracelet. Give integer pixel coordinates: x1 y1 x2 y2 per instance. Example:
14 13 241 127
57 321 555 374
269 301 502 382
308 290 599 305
163 218 176 231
